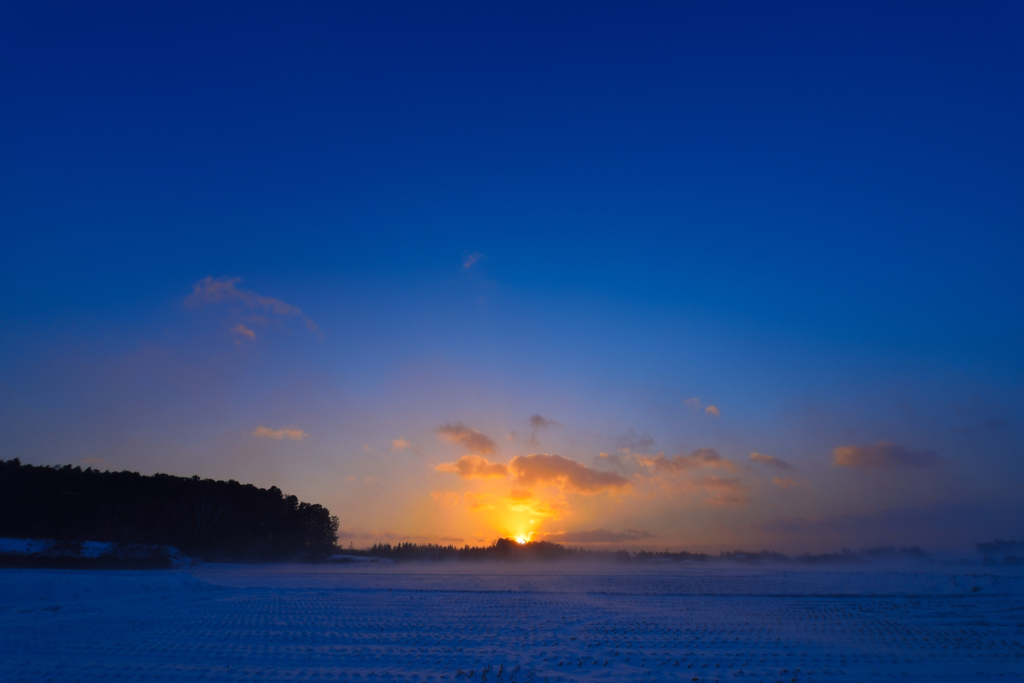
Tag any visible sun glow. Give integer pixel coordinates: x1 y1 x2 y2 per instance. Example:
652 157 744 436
514 535 529 544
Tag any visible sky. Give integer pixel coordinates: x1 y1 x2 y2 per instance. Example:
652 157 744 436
1 1 1022 553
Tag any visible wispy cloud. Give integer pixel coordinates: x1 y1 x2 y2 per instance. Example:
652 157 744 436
252 426 308 441
596 452 631 467
638 461 750 505
435 422 498 455
522 414 561 448
510 453 631 494
430 491 461 509
754 502 993 546
463 252 484 269
185 276 320 335
463 491 496 511
438 536 464 543
833 443 942 470
697 476 751 505
750 452 794 470
231 323 256 341
684 398 720 416
542 528 656 543
954 415 1014 437
638 448 738 473
615 429 655 452
529 414 561 429
434 454 508 479
391 438 411 451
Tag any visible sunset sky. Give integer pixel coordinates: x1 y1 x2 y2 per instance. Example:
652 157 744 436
2 3 1022 552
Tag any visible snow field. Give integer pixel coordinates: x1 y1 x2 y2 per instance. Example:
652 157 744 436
1 564 1022 681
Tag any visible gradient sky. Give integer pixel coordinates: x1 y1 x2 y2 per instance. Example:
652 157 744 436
2 2 1022 552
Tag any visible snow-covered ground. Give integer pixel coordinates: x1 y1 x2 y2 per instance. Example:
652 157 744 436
1 562 1022 681
0 536 189 565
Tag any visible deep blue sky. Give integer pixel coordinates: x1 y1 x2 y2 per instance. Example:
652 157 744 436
2 2 1022 550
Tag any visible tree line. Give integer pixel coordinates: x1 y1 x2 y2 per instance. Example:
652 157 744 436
358 539 930 564
0 459 339 561
365 538 632 562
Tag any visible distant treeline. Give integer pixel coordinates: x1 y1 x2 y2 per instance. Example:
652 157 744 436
635 546 928 565
364 538 630 562
976 539 1023 565
355 539 929 564
976 539 1024 557
0 459 339 562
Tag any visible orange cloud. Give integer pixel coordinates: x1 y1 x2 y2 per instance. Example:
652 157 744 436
639 464 750 505
431 491 461 509
185 276 320 333
434 454 508 479
504 492 563 517
391 438 411 451
638 448 737 473
750 452 794 470
697 476 750 505
833 443 942 470
705 405 720 417
463 491 496 511
435 422 498 455
509 453 631 494
253 426 308 441
684 397 702 410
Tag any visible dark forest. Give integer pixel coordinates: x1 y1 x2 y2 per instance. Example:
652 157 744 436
0 459 338 562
